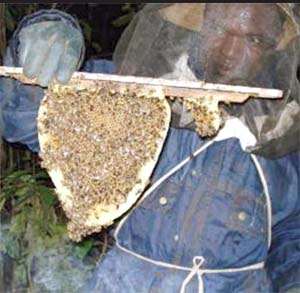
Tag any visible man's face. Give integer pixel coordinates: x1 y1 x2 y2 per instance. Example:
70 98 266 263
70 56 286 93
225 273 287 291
201 4 283 84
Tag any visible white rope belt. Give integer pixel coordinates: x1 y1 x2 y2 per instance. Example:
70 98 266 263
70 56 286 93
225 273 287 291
114 139 272 293
115 242 265 293
180 256 264 293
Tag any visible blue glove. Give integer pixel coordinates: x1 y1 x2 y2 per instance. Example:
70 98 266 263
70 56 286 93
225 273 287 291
18 20 84 87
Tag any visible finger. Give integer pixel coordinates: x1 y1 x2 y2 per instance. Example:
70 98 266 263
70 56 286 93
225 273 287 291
18 22 59 69
23 39 50 79
19 37 32 67
37 41 65 87
56 39 83 84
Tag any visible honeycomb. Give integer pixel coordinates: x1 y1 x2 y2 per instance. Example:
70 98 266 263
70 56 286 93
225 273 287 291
38 81 171 241
182 96 221 136
37 78 223 241
169 95 222 136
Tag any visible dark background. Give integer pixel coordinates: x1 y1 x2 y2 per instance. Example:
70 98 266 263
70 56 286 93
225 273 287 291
0 3 144 63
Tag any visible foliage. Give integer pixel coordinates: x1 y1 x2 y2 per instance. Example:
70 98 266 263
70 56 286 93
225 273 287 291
79 18 102 55
111 4 137 28
5 4 43 36
0 168 98 291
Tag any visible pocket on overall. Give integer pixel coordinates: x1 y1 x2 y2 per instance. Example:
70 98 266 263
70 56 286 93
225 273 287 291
118 177 199 263
198 174 269 269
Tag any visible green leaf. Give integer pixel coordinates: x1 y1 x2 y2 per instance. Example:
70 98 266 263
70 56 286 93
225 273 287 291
34 170 50 180
10 212 27 237
4 234 21 259
5 7 17 32
73 239 94 259
91 42 102 53
121 3 133 13
25 4 38 15
6 170 28 181
79 19 92 44
37 185 57 206
0 197 5 212
14 263 28 287
19 173 35 183
15 186 30 198
111 11 135 28
49 223 67 237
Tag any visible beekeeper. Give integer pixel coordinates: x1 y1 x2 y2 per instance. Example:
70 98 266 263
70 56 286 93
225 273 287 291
1 4 299 293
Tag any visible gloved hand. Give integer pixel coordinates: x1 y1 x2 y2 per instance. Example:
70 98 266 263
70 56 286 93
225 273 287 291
18 21 84 87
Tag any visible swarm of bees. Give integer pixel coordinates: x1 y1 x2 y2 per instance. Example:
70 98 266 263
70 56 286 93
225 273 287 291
37 80 221 241
169 95 221 136
38 81 171 241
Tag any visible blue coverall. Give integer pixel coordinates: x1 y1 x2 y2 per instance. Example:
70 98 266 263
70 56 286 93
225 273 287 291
0 10 299 292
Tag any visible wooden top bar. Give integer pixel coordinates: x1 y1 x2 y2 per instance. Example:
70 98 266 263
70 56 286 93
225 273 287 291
0 66 283 103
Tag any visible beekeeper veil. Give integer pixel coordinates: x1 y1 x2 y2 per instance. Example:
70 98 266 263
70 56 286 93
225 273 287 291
113 3 300 158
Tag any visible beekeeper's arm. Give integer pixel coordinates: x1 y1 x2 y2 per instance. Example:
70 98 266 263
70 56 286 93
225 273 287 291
0 9 85 151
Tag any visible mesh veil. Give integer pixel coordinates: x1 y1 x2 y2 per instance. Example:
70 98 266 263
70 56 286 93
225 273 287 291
113 3 300 158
